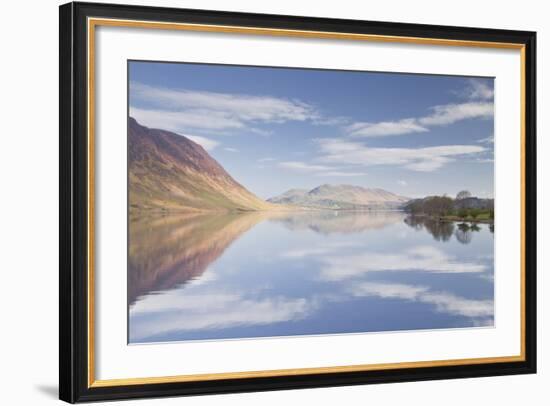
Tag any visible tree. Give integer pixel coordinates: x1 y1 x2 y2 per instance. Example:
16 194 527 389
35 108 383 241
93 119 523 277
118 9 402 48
406 200 424 214
456 190 472 200
469 208 481 220
423 196 453 217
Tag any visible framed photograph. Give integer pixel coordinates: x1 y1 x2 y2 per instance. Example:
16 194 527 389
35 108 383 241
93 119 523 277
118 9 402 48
59 2 536 403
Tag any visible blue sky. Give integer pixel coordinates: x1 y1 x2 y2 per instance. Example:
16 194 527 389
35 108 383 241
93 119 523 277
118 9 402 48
129 61 494 200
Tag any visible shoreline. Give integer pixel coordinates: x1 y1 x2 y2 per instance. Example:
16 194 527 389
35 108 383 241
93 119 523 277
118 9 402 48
406 213 494 224
129 206 409 214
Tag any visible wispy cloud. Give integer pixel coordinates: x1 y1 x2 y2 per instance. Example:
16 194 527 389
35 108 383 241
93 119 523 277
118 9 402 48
130 106 243 132
352 282 428 300
130 82 319 134
475 158 494 163
347 119 428 137
313 116 351 126
418 102 493 126
224 147 239 152
130 288 311 341
477 135 494 144
459 78 494 101
318 245 487 281
316 138 485 172
351 282 493 318
278 161 332 172
278 161 366 177
279 242 493 320
346 100 493 138
318 171 367 177
281 241 362 259
257 157 276 163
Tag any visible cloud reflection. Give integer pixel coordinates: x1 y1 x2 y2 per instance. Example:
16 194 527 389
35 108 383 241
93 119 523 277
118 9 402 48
130 287 312 342
351 282 493 319
318 245 487 281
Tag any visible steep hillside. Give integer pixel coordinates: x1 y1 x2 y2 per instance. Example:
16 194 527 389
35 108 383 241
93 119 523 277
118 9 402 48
129 117 274 212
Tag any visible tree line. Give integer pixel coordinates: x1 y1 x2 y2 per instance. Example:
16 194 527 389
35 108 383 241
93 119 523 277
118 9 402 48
404 190 494 221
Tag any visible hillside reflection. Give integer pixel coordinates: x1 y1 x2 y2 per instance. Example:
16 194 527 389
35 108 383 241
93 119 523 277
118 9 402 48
128 210 404 306
128 211 266 306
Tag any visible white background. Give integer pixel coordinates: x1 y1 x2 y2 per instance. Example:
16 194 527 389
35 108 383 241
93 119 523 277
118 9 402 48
0 0 546 405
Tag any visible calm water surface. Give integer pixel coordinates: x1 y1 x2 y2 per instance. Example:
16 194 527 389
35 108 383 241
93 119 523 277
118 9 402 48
128 211 494 344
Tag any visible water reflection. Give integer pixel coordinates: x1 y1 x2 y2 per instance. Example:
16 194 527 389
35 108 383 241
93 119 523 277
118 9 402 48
273 210 403 234
404 216 455 242
404 216 486 245
128 211 271 306
129 211 494 343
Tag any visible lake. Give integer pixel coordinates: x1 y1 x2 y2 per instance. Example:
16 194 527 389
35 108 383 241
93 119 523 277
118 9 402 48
128 210 494 344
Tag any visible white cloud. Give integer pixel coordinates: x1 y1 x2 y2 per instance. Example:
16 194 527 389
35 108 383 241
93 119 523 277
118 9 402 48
278 161 332 172
282 247 338 259
281 241 361 259
313 116 350 126
278 161 367 177
184 134 220 151
130 82 319 133
461 79 494 100
130 287 311 341
477 135 494 144
318 171 367 177
316 138 485 172
351 282 493 318
346 100 493 138
258 157 276 163
352 282 429 300
405 156 452 171
347 119 428 137
224 147 239 152
319 245 487 281
130 106 243 132
421 291 493 318
397 180 408 186
418 102 494 126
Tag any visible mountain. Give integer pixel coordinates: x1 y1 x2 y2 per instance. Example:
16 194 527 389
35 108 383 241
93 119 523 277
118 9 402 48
268 184 409 210
129 117 274 212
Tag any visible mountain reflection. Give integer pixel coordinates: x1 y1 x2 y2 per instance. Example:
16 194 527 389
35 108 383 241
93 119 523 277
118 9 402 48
128 211 268 306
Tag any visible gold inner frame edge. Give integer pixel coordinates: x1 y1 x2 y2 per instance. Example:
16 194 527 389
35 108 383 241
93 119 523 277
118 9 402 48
87 17 527 388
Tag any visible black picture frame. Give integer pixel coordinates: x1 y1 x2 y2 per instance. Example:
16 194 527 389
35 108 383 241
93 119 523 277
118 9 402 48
60 1 537 403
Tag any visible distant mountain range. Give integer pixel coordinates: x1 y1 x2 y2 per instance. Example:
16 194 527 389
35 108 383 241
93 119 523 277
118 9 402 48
268 184 409 210
129 117 274 212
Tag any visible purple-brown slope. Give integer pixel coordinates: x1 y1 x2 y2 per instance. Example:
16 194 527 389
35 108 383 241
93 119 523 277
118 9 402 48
129 117 274 212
